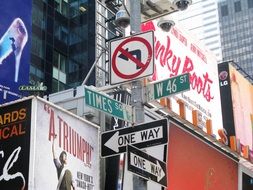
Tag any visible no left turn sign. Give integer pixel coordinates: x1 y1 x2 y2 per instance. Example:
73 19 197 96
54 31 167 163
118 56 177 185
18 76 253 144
110 31 154 85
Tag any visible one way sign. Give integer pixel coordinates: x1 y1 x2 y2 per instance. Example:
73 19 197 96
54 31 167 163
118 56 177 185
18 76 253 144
127 145 167 187
101 119 168 157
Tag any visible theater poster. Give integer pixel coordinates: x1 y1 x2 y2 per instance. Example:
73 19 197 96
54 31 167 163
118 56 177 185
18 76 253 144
0 0 32 104
0 98 32 190
29 97 99 190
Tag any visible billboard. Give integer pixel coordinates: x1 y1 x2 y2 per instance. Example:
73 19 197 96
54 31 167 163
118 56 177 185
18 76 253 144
30 98 99 190
141 20 223 137
0 0 32 104
218 62 253 161
167 121 238 190
0 99 32 189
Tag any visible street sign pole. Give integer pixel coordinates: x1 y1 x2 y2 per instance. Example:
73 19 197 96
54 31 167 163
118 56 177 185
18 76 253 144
129 0 147 189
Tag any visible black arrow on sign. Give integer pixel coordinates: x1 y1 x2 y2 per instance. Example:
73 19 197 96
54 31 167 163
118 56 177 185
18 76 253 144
118 48 142 69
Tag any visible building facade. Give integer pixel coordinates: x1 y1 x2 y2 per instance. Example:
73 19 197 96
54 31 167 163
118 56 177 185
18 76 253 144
31 0 96 94
218 0 253 78
173 0 222 61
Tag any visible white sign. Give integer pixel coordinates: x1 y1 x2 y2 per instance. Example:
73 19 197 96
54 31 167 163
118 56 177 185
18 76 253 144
105 126 163 152
127 145 167 187
129 152 165 181
30 99 99 190
142 21 223 137
101 119 168 157
110 31 154 85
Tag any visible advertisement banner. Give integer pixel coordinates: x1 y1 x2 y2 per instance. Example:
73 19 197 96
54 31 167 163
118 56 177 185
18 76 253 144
0 0 32 104
0 99 32 190
142 21 223 137
32 100 99 190
219 62 253 160
167 121 238 190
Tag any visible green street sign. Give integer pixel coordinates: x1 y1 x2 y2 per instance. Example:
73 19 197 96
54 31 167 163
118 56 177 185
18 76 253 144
145 73 190 102
84 86 135 123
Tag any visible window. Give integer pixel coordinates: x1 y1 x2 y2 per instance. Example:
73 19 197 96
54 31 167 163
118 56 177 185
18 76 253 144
55 0 69 17
221 5 229 16
32 6 45 28
248 0 253 8
53 51 66 73
234 1 242 12
31 35 44 58
54 21 68 44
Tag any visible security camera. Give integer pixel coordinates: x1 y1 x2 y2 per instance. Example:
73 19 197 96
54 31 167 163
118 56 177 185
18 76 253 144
114 9 130 28
173 0 192 11
157 19 175 32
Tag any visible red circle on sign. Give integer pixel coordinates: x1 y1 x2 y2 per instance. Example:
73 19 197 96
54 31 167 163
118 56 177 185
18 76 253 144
112 36 152 79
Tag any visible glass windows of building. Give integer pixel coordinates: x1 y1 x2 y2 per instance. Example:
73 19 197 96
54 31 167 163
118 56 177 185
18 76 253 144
32 1 46 28
219 0 253 77
235 1 242 12
54 20 68 44
31 0 95 94
53 51 66 73
32 35 44 58
248 0 253 8
53 51 67 92
55 0 69 17
221 5 229 16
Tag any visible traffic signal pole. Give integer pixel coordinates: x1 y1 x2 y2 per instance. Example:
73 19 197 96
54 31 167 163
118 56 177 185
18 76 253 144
129 0 147 189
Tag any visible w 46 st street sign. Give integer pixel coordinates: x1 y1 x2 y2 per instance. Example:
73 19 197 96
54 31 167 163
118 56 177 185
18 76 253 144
101 119 168 157
145 73 190 102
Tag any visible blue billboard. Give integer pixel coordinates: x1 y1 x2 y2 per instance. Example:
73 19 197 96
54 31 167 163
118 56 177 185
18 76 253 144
0 0 32 104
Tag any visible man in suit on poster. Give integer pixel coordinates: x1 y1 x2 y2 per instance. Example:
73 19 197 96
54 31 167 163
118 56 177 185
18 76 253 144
52 135 75 190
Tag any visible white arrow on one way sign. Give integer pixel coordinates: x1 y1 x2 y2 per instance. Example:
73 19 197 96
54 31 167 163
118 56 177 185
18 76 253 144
104 126 163 153
101 119 168 157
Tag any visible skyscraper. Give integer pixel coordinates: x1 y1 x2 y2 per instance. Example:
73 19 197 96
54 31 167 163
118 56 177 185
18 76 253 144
218 0 253 77
31 0 96 94
173 0 222 61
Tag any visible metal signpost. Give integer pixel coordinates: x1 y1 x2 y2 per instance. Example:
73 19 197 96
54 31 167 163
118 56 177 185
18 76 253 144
127 145 167 187
84 86 135 123
145 73 190 102
101 119 168 157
